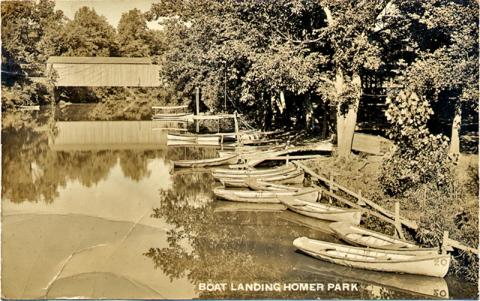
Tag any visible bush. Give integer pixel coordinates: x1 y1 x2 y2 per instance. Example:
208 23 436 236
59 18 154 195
380 134 454 195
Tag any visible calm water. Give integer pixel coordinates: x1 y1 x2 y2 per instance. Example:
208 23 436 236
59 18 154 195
1 116 477 299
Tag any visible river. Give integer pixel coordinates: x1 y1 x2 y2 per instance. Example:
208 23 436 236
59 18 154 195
1 112 477 299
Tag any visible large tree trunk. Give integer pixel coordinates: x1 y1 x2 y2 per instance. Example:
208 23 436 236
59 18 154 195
336 71 361 158
449 102 461 156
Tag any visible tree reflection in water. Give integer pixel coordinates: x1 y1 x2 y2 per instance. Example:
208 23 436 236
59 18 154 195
2 120 184 203
144 171 412 299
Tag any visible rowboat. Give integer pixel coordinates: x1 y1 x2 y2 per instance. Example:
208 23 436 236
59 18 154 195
294 261 449 299
173 154 238 168
167 134 220 144
168 133 237 141
153 113 190 119
212 164 297 179
280 197 363 224
212 163 295 175
293 237 451 278
329 222 439 254
245 178 302 191
167 140 221 146
219 169 305 188
213 187 320 203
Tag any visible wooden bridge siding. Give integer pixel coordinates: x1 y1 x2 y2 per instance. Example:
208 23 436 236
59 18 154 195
49 63 160 87
50 121 174 150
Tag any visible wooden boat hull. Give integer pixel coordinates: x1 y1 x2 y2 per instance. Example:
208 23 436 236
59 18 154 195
245 178 302 191
154 113 189 117
329 222 439 255
213 187 320 204
295 261 449 299
281 198 362 224
212 163 295 175
212 165 297 179
167 140 220 146
167 134 220 144
219 170 304 188
293 237 451 278
173 155 238 168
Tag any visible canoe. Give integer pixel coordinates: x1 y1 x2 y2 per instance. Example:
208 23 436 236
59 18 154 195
294 261 450 299
167 140 220 146
212 163 296 175
167 134 220 144
329 222 439 255
168 133 237 140
212 165 297 179
173 154 238 168
280 197 362 224
217 144 287 157
219 169 305 188
293 237 451 278
245 178 302 191
213 187 320 203
153 113 190 118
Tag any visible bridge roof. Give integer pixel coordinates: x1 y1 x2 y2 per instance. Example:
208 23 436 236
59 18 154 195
47 56 152 65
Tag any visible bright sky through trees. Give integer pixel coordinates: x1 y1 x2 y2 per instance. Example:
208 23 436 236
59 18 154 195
54 0 161 29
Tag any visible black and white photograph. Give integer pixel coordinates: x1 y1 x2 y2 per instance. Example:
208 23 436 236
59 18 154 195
1 0 479 300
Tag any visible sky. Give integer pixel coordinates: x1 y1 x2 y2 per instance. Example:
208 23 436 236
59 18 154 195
54 0 162 30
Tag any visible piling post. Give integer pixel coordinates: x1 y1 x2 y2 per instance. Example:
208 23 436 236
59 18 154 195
234 110 239 143
442 231 449 254
394 202 405 239
195 87 200 133
328 173 334 204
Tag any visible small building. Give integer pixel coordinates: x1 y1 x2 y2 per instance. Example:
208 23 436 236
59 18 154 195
46 56 160 87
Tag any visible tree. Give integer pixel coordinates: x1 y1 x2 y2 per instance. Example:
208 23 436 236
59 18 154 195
1 0 64 75
60 7 119 57
1 0 64 108
117 9 155 57
147 0 328 128
148 1 391 149
385 0 478 157
308 1 386 158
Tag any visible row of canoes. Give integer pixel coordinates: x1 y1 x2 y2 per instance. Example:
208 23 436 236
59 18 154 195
210 163 451 278
293 236 450 278
212 164 364 224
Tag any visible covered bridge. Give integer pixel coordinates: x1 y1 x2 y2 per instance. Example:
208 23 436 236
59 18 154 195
46 56 160 87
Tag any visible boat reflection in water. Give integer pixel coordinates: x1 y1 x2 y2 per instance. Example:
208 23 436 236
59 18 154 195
145 175 448 299
294 258 449 299
1 118 474 299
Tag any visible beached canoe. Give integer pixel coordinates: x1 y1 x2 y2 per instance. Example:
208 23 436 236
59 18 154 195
168 133 237 141
173 154 238 168
293 237 451 278
212 165 297 180
167 140 221 146
245 178 302 191
294 261 450 299
167 134 220 144
219 169 305 188
329 222 439 255
212 163 295 175
213 187 320 203
280 197 363 224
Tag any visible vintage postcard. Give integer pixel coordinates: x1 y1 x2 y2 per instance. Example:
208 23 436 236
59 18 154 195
1 0 478 300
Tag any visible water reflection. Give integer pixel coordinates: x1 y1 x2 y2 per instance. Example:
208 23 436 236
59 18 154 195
1 115 476 299
2 119 218 204
145 173 438 299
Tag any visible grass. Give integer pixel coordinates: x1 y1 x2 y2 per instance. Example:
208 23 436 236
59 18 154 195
304 153 479 282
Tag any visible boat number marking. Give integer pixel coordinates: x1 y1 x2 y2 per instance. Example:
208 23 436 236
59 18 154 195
433 258 448 266
433 289 447 297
